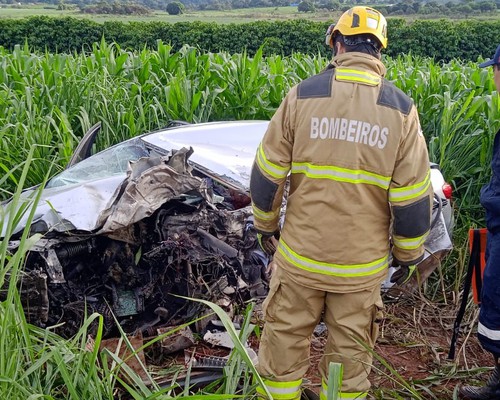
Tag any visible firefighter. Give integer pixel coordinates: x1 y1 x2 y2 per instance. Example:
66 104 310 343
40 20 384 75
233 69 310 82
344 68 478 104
459 44 500 400
250 6 433 400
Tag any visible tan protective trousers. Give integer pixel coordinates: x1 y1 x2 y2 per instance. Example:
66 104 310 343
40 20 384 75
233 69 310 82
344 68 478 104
256 266 384 399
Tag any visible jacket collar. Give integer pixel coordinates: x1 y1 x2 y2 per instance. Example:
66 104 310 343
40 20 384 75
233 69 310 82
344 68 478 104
331 52 386 78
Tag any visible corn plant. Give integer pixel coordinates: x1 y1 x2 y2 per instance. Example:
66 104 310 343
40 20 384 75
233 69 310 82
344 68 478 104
2 41 500 297
385 55 499 227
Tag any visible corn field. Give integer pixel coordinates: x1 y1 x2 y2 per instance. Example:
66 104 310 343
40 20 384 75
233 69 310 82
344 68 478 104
1 39 500 399
1 40 499 221
1 39 499 298
1 37 498 296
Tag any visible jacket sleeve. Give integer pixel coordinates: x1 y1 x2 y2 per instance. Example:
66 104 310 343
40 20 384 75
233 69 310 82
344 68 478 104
389 106 433 266
249 89 296 235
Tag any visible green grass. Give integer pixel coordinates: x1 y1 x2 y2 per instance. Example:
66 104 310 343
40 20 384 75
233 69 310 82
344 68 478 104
0 5 338 23
1 4 499 24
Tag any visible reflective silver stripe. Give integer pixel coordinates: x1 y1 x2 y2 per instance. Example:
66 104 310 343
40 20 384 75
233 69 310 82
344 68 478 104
252 204 278 221
278 240 388 277
478 322 500 341
392 232 428 250
264 378 302 390
257 378 302 400
335 68 381 86
389 171 431 202
256 143 289 180
291 162 390 190
320 387 367 400
256 389 300 400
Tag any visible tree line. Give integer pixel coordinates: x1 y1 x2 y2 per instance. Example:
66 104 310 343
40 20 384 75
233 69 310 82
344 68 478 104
2 0 499 15
0 16 499 63
297 0 498 16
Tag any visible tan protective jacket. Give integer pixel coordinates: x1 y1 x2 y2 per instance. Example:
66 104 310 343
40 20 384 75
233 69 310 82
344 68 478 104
250 52 433 292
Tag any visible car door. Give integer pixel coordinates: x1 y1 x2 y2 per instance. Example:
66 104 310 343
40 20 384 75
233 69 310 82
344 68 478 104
66 122 101 168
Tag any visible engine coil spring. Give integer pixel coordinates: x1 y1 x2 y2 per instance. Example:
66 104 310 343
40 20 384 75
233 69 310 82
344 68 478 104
193 355 227 369
56 242 91 260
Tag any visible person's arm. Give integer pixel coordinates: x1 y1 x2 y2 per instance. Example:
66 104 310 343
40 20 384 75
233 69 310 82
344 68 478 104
250 89 296 236
389 106 433 266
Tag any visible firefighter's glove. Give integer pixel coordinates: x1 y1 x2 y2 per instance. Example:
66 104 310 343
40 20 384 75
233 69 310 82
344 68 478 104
390 263 417 286
257 231 280 255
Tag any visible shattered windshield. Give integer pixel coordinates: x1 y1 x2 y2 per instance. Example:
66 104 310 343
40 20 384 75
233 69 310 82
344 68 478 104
46 141 150 188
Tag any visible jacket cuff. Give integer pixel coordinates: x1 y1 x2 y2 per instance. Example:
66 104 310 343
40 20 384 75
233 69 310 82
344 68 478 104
392 253 424 267
255 228 279 237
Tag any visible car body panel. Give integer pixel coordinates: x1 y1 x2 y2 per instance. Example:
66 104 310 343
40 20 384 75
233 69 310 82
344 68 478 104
4 176 124 236
141 121 269 191
430 162 454 235
96 149 204 234
66 122 102 168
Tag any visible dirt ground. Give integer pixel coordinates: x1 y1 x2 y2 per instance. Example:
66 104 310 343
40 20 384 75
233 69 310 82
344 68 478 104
151 292 492 400
302 297 493 399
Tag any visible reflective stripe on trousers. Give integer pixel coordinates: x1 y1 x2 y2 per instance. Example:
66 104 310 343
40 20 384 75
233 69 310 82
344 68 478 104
478 231 500 354
256 378 302 400
319 379 367 400
257 267 382 397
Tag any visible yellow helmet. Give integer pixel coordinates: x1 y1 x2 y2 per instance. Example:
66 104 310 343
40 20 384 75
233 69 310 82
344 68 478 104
326 6 388 49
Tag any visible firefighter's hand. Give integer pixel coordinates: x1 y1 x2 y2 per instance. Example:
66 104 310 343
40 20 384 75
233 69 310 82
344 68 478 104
257 231 280 255
390 263 417 286
266 260 277 277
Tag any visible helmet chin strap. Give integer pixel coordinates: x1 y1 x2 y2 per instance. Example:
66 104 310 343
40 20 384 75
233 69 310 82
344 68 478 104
332 41 341 57
344 36 381 52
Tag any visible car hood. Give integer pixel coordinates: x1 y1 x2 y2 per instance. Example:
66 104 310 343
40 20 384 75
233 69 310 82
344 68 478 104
2 121 269 237
3 175 128 237
142 121 269 190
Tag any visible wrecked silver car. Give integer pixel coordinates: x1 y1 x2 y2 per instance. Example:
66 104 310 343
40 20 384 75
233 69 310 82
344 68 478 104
2 121 270 338
1 120 453 337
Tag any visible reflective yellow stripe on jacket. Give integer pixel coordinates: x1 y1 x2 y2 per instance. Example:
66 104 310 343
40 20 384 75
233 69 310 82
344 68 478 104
278 239 389 277
256 143 289 180
291 162 390 190
392 232 429 250
389 170 431 202
335 68 381 86
252 204 279 222
256 378 302 400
